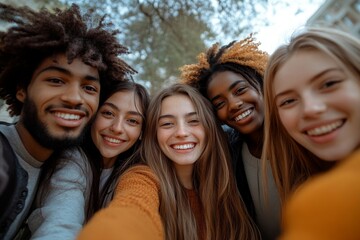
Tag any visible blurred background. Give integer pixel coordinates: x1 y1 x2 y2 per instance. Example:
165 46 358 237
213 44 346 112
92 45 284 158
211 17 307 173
0 0 359 122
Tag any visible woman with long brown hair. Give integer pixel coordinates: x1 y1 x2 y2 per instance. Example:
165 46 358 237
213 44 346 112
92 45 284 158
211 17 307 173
78 83 260 240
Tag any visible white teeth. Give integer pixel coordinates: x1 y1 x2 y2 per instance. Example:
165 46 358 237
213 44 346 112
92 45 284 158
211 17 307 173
104 136 121 144
235 109 252 122
55 112 80 120
173 143 194 150
307 120 343 136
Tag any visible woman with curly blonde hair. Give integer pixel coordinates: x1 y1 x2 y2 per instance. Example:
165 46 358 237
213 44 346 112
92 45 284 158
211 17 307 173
180 35 281 239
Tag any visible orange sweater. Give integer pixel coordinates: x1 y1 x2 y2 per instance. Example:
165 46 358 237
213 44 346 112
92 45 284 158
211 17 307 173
77 165 164 240
280 149 360 240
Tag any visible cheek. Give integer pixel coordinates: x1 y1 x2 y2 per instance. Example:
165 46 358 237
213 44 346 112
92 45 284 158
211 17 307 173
129 127 142 142
216 109 227 121
86 95 100 116
92 115 107 131
278 110 298 134
91 122 100 141
156 130 166 147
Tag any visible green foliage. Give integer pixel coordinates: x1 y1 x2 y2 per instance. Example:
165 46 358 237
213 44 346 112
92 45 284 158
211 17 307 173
33 0 267 93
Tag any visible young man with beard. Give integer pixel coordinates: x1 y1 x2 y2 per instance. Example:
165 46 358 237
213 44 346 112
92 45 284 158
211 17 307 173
0 3 136 239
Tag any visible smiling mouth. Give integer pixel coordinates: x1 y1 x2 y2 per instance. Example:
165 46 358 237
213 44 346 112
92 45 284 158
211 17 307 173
234 108 253 122
104 136 122 144
306 120 344 136
172 143 195 150
54 112 81 120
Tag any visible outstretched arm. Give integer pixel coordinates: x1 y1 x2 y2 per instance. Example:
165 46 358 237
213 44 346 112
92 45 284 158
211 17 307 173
77 165 164 240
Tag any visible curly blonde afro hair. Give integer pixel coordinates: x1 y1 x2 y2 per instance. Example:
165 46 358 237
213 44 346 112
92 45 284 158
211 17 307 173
180 34 268 97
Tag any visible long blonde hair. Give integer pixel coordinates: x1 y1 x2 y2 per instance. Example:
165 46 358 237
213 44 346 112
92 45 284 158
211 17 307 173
262 27 360 202
142 84 260 240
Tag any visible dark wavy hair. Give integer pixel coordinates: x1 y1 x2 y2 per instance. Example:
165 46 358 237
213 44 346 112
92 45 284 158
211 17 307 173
0 3 136 116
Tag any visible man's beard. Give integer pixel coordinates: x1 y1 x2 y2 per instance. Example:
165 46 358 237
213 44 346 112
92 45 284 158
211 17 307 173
21 98 91 150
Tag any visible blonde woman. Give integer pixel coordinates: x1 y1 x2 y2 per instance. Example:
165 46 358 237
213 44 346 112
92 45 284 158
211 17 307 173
263 27 360 239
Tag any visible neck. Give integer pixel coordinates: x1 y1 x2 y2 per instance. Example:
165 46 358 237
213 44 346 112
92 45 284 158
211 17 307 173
15 122 53 162
103 156 117 169
175 164 194 189
244 126 264 158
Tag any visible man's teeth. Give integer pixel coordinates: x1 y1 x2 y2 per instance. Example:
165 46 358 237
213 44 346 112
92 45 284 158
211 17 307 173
173 144 194 150
307 121 342 136
235 109 252 121
55 112 80 120
104 136 121 144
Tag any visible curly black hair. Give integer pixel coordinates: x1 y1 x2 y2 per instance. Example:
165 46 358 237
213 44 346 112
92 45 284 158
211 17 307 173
0 3 137 116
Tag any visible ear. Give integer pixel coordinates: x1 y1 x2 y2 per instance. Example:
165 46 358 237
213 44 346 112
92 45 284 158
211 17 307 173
16 88 26 103
138 132 142 141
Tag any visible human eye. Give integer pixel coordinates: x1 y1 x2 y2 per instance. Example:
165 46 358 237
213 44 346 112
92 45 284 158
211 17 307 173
83 84 99 94
278 97 297 108
159 119 173 128
188 117 200 126
127 118 141 126
213 100 225 110
320 79 341 90
100 109 114 118
234 86 247 95
46 78 64 85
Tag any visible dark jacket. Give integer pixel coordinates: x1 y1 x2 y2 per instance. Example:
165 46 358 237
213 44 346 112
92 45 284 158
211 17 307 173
224 126 257 221
0 129 28 239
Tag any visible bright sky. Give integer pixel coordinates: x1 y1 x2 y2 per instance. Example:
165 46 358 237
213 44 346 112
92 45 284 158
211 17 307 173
254 0 326 54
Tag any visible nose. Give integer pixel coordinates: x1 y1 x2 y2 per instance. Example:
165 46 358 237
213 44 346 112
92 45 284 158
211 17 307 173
228 95 243 111
61 83 84 106
175 121 189 137
110 117 124 134
302 94 326 118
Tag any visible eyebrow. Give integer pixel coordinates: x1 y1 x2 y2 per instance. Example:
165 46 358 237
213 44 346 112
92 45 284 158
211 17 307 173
158 111 197 120
34 66 99 81
210 79 246 102
102 102 143 116
275 68 342 99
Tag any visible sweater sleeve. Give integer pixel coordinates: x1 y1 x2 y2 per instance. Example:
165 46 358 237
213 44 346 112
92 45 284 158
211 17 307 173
279 150 360 240
28 149 91 240
77 165 164 240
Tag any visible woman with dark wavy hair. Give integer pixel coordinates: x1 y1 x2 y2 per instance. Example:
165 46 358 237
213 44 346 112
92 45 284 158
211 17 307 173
28 81 149 239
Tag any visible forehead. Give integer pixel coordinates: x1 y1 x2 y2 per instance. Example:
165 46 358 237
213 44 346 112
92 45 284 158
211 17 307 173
105 90 142 110
209 71 247 86
32 53 99 80
207 71 248 95
160 94 195 115
273 50 339 93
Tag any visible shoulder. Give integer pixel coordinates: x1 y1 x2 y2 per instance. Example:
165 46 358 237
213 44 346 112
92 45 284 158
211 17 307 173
223 125 243 144
109 164 160 213
115 165 159 196
56 147 89 171
80 164 163 239
281 150 360 240
122 165 158 180
49 147 91 186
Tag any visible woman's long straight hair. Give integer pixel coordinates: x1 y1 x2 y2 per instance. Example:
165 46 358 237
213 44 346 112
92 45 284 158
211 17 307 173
262 27 360 202
142 83 260 240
